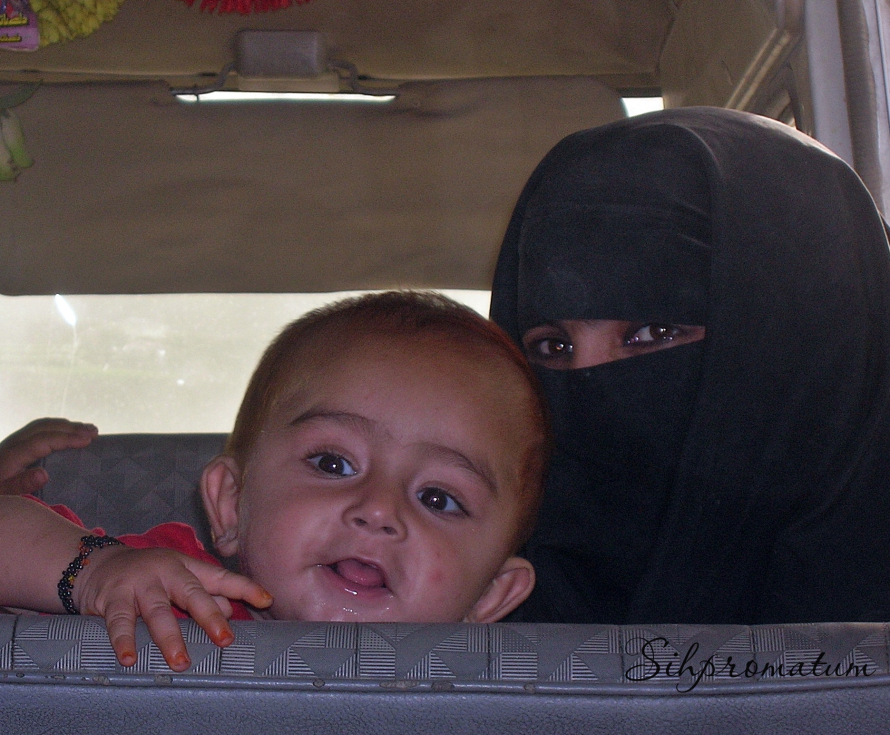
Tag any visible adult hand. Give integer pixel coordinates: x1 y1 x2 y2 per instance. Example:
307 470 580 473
0 418 98 495
73 545 273 671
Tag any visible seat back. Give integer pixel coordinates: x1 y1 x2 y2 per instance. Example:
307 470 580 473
2 613 890 734
36 433 226 551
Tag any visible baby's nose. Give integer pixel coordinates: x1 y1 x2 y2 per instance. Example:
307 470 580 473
346 485 407 539
351 516 399 536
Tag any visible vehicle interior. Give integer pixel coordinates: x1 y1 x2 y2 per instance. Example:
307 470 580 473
2 1 890 732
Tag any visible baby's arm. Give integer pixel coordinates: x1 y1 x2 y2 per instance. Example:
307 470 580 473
0 418 98 495
0 497 272 671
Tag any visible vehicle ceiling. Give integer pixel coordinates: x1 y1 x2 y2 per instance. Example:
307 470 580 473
0 0 677 89
0 0 685 294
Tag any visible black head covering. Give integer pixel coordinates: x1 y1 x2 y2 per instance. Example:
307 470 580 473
492 107 890 623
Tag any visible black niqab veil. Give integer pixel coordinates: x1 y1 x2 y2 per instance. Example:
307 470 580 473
491 107 890 624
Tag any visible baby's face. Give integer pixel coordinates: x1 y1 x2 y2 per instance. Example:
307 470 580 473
207 331 535 623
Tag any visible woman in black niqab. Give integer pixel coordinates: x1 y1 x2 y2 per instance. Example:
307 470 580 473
491 107 890 624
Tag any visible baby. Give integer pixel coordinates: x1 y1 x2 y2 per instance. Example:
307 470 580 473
0 291 549 671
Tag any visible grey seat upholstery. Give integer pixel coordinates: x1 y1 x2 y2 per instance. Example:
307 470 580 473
35 432 227 549
1 434 887 734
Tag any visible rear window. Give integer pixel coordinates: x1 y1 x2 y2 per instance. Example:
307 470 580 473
0 290 491 437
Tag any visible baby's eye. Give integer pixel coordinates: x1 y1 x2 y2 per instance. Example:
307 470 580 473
308 453 357 477
417 487 465 515
624 323 683 346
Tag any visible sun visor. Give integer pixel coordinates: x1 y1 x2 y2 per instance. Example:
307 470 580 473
0 77 624 295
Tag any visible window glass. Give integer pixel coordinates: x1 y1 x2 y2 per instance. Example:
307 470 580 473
622 96 664 117
0 291 491 437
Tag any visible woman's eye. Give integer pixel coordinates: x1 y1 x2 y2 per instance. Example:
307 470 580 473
535 338 572 357
624 323 682 346
523 332 573 360
308 453 357 477
417 487 464 515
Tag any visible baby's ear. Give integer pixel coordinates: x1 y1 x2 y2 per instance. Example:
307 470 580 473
200 455 243 557
464 556 535 623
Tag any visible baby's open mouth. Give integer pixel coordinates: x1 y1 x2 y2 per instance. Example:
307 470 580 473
329 558 387 589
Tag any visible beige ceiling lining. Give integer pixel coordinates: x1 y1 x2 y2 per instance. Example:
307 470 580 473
1 77 625 295
0 0 675 88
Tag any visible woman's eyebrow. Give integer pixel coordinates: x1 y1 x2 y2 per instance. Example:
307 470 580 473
526 320 563 330
522 320 570 340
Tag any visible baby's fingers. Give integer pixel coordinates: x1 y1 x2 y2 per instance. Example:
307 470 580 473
105 589 193 671
0 466 48 496
167 577 236 650
0 418 97 480
13 417 96 441
186 563 273 612
135 592 194 672
101 597 142 669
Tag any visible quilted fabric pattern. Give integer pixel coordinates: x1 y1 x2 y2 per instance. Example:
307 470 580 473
2 614 887 693
36 433 226 549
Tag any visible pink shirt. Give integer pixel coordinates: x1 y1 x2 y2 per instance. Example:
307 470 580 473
33 496 253 620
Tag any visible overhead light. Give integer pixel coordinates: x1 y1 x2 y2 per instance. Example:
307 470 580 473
172 30 399 99
175 91 395 103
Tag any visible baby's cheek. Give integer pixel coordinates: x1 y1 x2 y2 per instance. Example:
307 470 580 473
428 568 446 585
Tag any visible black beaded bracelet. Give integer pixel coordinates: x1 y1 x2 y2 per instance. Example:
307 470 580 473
58 534 122 615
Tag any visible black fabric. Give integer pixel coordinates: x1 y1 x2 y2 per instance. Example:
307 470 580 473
491 107 890 624
514 125 713 330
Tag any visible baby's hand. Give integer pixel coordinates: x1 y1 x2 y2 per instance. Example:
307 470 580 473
73 545 273 671
0 418 98 495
